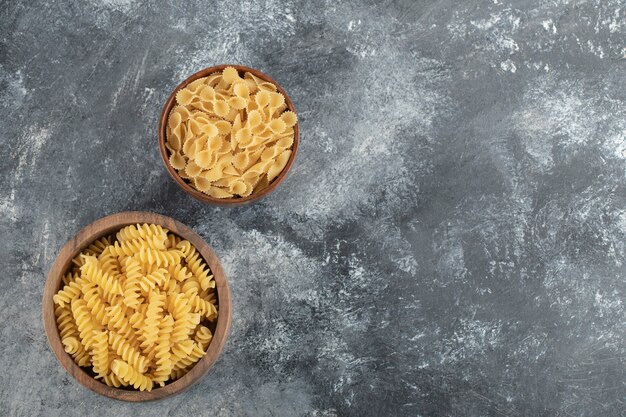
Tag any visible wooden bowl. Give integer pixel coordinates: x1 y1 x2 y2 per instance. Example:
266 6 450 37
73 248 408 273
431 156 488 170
42 211 232 402
158 64 299 206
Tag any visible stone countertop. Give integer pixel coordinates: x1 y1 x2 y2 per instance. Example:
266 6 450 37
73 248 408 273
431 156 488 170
1 1 624 416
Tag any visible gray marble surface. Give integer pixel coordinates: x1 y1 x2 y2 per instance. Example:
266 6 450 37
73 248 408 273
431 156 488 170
1 0 625 416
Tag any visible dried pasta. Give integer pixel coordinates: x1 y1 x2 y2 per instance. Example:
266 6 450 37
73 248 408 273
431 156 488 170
53 223 218 391
165 67 297 198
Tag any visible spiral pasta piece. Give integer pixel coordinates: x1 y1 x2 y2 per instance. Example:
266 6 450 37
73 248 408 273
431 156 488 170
129 304 148 331
98 246 123 280
103 372 126 388
165 233 181 249
170 339 195 365
55 305 79 340
167 294 194 342
92 330 109 379
80 256 122 299
167 293 191 319
119 258 144 316
117 224 168 249
109 331 149 373
140 292 165 350
134 247 183 267
71 299 101 350
176 240 197 258
168 264 192 282
186 252 215 291
181 279 200 296
53 275 88 308
152 314 174 386
185 292 218 320
85 236 111 256
172 342 206 371
105 304 136 344
198 273 215 292
62 336 91 367
121 256 142 279
139 268 168 293
194 325 213 351
109 239 146 257
199 288 217 305
82 282 110 326
111 359 153 392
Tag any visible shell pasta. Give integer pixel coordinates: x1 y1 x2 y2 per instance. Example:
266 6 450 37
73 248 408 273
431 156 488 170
165 67 297 198
53 223 218 391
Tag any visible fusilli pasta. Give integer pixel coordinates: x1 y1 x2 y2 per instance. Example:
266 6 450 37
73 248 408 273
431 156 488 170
53 223 218 391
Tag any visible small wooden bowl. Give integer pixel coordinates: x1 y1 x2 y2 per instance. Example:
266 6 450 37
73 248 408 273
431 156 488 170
158 64 299 206
42 211 232 402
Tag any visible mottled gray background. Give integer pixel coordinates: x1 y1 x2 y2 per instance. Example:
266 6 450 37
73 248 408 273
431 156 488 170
1 0 624 416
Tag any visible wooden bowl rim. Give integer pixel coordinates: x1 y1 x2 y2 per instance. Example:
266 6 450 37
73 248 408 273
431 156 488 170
42 211 232 402
158 64 299 206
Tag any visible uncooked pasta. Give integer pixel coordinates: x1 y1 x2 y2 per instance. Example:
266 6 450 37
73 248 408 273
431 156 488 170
53 223 217 391
165 67 297 198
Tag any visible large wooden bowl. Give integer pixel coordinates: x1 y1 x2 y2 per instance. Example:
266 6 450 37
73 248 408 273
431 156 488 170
158 64 299 206
42 211 232 401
